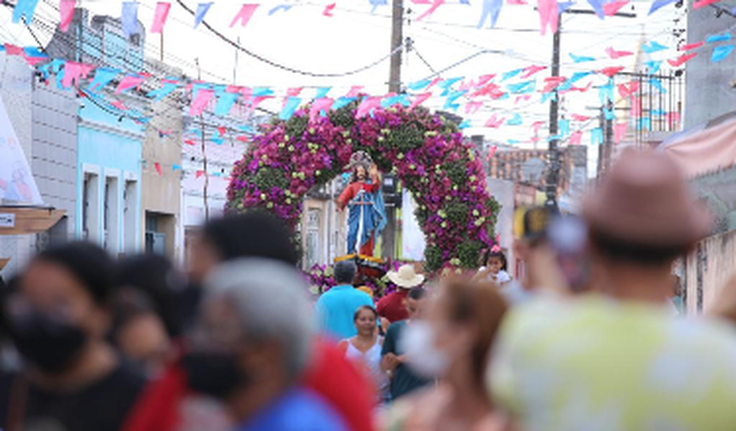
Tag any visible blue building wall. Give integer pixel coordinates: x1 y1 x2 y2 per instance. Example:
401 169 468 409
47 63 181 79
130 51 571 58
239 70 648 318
76 99 143 254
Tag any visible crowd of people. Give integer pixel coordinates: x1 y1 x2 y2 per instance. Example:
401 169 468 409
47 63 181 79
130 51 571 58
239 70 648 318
0 150 735 431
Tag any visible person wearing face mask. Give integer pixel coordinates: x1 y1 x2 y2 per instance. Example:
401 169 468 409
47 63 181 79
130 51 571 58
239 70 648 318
182 258 347 431
382 280 510 431
380 287 432 402
0 242 146 431
124 213 375 431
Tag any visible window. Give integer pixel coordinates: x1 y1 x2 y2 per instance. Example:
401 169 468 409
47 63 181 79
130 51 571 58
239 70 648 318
123 179 138 253
83 173 100 242
104 176 120 253
306 209 321 268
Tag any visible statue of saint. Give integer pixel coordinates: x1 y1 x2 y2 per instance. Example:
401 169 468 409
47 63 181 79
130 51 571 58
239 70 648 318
336 155 387 257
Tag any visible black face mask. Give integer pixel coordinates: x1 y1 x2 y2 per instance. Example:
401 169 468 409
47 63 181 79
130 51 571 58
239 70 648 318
181 352 248 399
8 312 87 374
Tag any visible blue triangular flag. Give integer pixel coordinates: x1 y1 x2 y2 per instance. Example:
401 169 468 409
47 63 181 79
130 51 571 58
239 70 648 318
195 3 214 27
648 0 677 15
121 2 140 38
12 0 40 24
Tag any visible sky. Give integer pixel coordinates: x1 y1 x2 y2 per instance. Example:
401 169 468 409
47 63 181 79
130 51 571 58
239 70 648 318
0 0 686 174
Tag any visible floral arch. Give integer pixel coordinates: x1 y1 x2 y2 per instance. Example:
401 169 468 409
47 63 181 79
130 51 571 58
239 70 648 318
226 104 500 272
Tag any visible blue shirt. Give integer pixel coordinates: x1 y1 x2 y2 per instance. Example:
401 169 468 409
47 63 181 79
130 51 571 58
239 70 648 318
237 387 347 431
315 284 373 340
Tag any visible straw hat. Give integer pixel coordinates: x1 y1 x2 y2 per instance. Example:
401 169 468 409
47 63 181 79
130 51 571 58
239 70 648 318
387 265 425 289
583 150 711 247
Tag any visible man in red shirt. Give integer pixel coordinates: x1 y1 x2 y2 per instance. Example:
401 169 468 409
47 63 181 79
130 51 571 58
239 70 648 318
377 264 425 323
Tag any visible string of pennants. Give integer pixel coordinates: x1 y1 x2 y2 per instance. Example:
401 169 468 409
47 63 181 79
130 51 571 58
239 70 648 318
7 0 729 38
2 27 727 129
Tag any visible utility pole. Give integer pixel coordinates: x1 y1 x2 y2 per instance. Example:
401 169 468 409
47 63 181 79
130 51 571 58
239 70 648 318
382 0 404 259
195 58 209 222
545 8 636 207
545 16 562 208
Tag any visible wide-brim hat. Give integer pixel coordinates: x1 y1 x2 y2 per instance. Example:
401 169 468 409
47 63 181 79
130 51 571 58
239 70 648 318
583 150 711 248
387 264 425 289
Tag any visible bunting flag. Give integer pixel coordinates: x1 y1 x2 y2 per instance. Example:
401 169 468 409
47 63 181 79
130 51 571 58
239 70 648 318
538 0 559 35
214 91 240 116
487 145 498 159
477 0 504 28
645 60 663 74
59 0 76 32
194 2 214 28
614 122 628 144
642 40 667 53
507 113 523 126
408 93 432 110
680 41 704 51
172 164 182 171
571 114 590 121
356 96 382 118
485 113 505 128
559 119 570 136
600 66 624 78
121 2 139 37
465 101 483 115
693 0 720 9
115 75 147 94
521 64 547 78
231 4 260 28
637 117 651 131
650 77 666 93
587 0 606 18
570 53 595 63
603 0 629 16
310 97 334 122
557 1 574 12
569 131 583 145
151 2 172 34
648 0 677 15
61 62 93 88
706 32 731 43
590 127 603 145
531 120 545 134
507 79 536 94
617 80 640 98
323 3 337 16
190 89 215 116
605 47 633 59
416 0 445 21
147 81 180 100
154 162 163 176
268 4 295 15
12 0 40 24
668 52 697 67
711 45 735 63
314 87 332 99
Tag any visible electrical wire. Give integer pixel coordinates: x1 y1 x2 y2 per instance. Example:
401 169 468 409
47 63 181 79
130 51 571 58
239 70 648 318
174 0 405 78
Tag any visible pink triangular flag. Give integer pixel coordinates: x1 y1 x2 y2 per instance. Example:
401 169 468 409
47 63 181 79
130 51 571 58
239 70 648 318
59 0 76 32
323 3 336 16
356 97 382 118
508 0 528 4
487 145 498 159
531 120 545 133
571 114 590 121
4 44 23 56
409 92 432 111
521 64 547 79
310 97 334 122
195 170 205 179
110 100 129 110
569 130 583 145
668 52 697 67
415 0 444 21
346 86 363 98
475 74 495 87
603 0 628 16
189 89 214 116
613 122 627 144
151 2 171 34
605 47 633 59
115 75 146 94
465 101 483 115
485 114 505 128
154 162 163 176
692 0 719 9
287 87 303 97
230 4 259 27
538 0 559 35
61 62 93 88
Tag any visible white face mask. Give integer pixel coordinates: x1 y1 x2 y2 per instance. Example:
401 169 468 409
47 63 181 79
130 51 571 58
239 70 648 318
399 321 449 378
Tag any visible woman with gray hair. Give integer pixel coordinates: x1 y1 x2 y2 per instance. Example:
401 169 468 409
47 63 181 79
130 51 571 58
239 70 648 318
182 259 347 431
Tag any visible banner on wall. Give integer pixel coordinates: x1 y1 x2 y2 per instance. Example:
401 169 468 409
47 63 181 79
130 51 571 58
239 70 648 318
0 96 43 205
401 190 426 261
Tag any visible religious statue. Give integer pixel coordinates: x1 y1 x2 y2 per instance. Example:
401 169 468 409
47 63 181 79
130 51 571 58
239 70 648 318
336 152 387 257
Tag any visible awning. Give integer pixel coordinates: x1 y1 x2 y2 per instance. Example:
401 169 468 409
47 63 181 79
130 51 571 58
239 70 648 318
657 112 736 178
